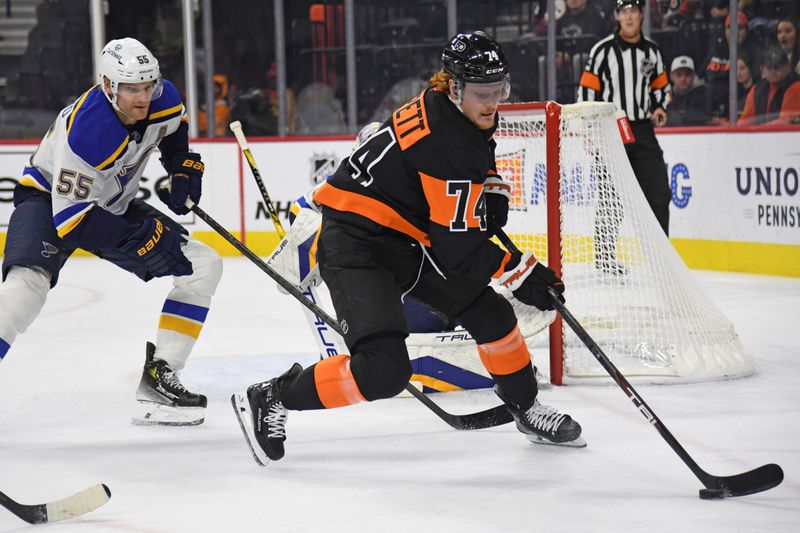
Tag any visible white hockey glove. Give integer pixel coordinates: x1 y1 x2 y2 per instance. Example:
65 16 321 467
496 252 565 311
267 207 322 291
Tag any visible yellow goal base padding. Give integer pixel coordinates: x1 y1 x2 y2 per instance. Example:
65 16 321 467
0 231 796 278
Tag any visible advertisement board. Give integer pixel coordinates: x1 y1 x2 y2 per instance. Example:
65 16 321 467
2 127 798 276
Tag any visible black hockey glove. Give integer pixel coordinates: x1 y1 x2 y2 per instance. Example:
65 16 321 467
496 252 565 311
157 152 204 215
120 218 193 277
484 176 510 236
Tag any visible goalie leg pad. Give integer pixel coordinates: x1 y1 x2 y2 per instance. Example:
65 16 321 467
267 207 323 289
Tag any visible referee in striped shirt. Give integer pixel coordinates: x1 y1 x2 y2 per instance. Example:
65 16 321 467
578 0 671 235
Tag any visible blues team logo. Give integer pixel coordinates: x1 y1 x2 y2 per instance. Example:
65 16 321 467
41 241 59 258
310 153 338 186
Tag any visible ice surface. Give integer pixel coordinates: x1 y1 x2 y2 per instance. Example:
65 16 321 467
1 258 798 532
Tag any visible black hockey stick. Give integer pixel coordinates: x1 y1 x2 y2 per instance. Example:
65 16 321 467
191 203 512 430
0 484 110 524
493 226 783 498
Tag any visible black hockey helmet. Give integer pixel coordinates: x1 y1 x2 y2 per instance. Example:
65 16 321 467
616 0 645 11
441 31 509 84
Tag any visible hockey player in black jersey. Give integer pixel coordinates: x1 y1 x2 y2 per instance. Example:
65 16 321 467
233 32 585 465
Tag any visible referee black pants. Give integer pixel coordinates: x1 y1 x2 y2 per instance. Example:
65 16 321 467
626 121 671 235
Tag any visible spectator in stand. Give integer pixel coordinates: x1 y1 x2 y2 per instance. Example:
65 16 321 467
776 18 800 75
739 47 800 125
736 52 758 116
741 0 799 22
662 0 703 28
555 0 613 103
229 62 296 136
560 0 611 38
198 74 231 137
705 11 756 119
265 61 297 134
667 55 712 125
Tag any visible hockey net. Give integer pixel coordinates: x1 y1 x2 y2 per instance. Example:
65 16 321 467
496 101 753 384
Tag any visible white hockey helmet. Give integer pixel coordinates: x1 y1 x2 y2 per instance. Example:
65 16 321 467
98 37 163 110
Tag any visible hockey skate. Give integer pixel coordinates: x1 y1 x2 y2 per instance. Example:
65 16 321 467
496 386 586 447
231 363 302 465
131 342 207 426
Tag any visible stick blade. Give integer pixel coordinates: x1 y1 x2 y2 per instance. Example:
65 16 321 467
403 385 513 430
44 483 111 523
706 463 784 498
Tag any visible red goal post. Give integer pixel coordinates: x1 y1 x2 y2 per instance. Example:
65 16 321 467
496 101 753 385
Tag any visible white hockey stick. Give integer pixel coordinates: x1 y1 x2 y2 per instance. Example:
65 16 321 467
0 483 110 524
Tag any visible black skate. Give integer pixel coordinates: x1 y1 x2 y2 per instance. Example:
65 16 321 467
132 342 207 426
231 363 302 465
510 399 586 447
496 386 585 447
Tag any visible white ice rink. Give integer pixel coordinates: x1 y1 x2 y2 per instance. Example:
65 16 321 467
0 257 798 532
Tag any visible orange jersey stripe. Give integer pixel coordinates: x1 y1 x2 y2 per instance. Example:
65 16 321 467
477 325 530 376
579 71 602 92
419 172 484 229
651 71 668 90
314 182 431 246
492 251 512 279
315 354 366 409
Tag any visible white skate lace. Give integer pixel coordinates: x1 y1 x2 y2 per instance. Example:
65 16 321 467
162 369 188 393
526 400 566 434
265 402 288 439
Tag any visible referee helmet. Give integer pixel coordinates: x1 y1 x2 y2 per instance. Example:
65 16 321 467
616 0 645 11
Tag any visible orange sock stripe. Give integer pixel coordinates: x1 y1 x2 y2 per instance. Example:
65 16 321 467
314 354 366 409
477 325 531 375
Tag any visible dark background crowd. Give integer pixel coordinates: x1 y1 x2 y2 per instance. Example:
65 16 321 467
0 0 797 138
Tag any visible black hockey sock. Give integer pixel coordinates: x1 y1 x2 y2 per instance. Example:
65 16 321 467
280 364 326 411
492 363 538 411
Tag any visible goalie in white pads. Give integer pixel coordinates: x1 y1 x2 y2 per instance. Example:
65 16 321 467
233 32 584 466
0 38 222 426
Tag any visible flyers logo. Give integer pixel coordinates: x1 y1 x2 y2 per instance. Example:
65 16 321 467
391 91 431 151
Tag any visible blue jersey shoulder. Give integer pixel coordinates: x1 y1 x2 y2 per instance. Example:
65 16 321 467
148 80 184 123
66 86 130 171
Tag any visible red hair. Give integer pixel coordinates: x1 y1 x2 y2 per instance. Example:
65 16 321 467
429 70 453 93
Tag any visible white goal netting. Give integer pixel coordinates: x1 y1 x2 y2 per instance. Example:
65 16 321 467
496 102 753 384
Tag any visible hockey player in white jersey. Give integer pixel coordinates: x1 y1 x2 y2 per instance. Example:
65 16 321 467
0 38 222 426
